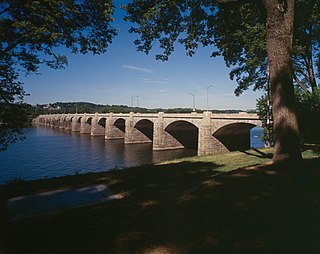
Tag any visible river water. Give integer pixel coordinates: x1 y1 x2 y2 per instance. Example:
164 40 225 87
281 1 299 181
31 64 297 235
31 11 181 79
0 126 263 184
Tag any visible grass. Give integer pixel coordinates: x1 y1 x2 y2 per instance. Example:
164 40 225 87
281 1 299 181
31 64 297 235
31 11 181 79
159 147 274 169
1 146 320 254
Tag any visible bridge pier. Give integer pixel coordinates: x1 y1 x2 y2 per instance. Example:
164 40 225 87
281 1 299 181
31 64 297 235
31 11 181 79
153 112 184 150
105 113 125 139
80 114 91 134
91 113 105 136
63 122 68 129
72 115 80 132
198 112 229 155
55 119 60 128
62 116 73 130
52 117 58 128
59 116 65 129
52 118 60 128
125 112 151 144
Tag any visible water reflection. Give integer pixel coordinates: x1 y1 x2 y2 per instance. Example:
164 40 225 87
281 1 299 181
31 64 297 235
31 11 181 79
0 126 263 184
0 127 197 184
250 126 264 148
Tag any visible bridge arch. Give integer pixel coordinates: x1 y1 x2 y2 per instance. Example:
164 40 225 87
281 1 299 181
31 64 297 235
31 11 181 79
114 118 125 132
213 123 256 151
64 115 70 121
79 116 92 134
165 120 199 149
97 117 106 128
134 119 154 141
86 117 93 125
104 117 126 139
67 116 73 129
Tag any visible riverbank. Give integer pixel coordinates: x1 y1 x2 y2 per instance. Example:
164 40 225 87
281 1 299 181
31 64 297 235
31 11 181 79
1 146 320 253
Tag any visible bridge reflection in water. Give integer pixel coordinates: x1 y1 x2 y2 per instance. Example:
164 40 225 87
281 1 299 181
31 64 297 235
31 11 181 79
35 112 262 156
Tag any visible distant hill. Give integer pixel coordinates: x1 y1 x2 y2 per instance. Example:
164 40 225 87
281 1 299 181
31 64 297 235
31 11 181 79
33 102 252 114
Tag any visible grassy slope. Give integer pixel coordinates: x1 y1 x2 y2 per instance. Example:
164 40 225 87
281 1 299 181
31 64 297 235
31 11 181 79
1 147 320 254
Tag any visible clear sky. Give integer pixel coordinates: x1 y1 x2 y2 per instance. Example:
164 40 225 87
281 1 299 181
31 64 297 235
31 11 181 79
22 1 264 110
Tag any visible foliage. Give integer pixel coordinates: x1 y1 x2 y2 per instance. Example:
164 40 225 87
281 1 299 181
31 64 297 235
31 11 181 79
30 101 246 115
256 94 273 145
0 0 117 150
1 0 116 98
257 90 320 145
292 0 320 94
124 0 319 95
0 103 29 151
295 89 320 143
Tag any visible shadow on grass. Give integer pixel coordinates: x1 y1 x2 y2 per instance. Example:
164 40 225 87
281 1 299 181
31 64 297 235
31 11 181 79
302 143 320 154
240 148 273 159
2 158 320 254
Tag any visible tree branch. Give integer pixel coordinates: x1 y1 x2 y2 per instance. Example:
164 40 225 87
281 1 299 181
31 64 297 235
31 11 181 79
293 73 310 94
293 66 310 82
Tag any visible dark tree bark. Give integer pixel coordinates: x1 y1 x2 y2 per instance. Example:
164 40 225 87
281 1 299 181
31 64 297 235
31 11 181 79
263 0 302 163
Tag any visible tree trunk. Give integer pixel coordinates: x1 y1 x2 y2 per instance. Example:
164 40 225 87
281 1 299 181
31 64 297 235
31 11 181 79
263 0 302 164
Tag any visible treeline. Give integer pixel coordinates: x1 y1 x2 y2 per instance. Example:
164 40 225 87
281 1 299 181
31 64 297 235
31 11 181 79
33 102 248 115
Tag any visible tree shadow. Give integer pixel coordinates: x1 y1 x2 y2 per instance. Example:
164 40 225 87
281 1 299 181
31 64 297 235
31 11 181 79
3 157 320 254
240 148 273 159
301 143 320 154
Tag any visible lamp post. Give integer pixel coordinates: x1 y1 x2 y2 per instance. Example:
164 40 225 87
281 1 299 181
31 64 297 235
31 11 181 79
189 93 196 112
131 95 139 108
206 85 214 111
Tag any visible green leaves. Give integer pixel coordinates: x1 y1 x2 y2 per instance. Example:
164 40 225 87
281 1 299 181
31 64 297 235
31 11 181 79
1 0 117 82
125 0 319 96
1 0 118 103
0 0 117 150
124 1 267 94
125 0 216 60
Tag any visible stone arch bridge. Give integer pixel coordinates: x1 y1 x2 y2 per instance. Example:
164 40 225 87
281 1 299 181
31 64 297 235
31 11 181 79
35 112 262 155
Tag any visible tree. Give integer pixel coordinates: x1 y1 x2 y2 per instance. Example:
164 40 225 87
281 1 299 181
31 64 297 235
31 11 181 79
0 0 117 149
256 94 274 146
213 0 320 96
124 0 320 164
295 89 320 143
257 88 320 148
293 0 320 94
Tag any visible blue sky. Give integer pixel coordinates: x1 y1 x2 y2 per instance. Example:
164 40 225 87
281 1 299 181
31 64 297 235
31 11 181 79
22 1 264 110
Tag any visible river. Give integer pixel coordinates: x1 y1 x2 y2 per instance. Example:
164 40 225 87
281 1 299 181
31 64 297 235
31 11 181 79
0 126 263 184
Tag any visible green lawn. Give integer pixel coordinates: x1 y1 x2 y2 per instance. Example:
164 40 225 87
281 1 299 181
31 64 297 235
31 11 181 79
1 147 320 253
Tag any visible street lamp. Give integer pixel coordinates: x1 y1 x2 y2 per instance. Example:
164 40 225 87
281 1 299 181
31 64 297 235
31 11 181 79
206 85 214 111
131 95 139 108
189 93 196 112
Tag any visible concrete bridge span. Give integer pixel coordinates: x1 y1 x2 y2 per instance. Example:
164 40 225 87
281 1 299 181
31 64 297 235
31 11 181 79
34 112 262 155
